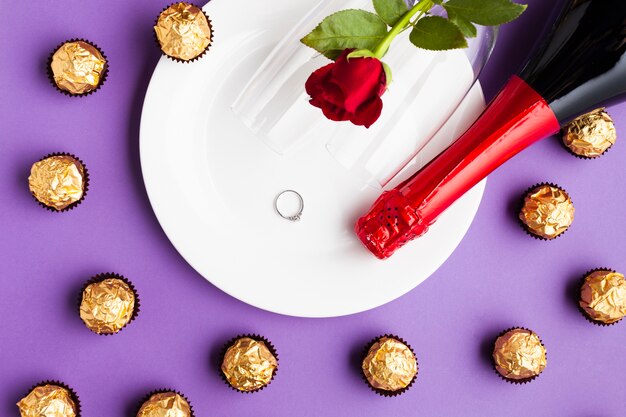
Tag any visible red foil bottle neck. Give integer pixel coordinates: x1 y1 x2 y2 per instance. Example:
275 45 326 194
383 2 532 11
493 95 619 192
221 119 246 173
355 75 561 259
400 75 560 222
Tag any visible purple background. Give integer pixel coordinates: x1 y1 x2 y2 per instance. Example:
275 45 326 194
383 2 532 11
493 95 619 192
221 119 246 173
1 0 625 416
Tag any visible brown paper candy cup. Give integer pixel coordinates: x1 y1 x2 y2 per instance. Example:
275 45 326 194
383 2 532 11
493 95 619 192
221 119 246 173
29 152 89 213
20 380 81 417
153 3 214 63
577 268 623 327
517 182 573 241
491 327 546 385
78 272 140 335
47 39 109 97
219 334 278 394
360 334 418 397
136 389 195 417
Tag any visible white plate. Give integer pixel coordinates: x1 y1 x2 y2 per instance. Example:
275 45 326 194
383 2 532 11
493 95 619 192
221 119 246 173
140 0 486 317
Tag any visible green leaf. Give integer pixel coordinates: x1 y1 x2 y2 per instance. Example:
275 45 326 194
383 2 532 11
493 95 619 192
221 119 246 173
447 8 477 38
301 9 388 60
409 16 468 51
322 50 344 60
373 0 409 26
443 0 527 26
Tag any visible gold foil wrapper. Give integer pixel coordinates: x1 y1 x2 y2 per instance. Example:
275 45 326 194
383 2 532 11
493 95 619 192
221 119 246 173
221 337 277 392
362 337 417 392
50 41 107 95
154 3 212 61
29 155 85 211
137 392 191 417
493 329 546 380
17 385 77 417
519 185 574 239
579 270 626 324
79 278 136 334
563 108 616 158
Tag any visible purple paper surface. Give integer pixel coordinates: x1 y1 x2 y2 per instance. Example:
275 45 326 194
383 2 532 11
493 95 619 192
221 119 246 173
1 1 625 416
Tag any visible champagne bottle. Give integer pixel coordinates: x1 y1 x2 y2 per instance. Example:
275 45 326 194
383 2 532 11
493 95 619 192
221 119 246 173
355 0 626 259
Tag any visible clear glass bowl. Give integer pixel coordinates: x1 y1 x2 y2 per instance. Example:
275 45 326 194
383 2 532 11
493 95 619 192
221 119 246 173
231 0 497 188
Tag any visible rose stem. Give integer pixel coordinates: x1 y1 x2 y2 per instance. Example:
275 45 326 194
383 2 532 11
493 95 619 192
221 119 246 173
372 0 435 59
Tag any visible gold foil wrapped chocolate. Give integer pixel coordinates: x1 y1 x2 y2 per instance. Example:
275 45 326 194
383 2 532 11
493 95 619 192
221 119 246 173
519 184 574 239
579 270 626 324
362 336 417 392
50 41 107 95
79 277 136 334
562 108 616 158
154 2 212 61
29 155 86 211
221 337 278 392
137 392 192 417
493 328 546 381
17 384 77 417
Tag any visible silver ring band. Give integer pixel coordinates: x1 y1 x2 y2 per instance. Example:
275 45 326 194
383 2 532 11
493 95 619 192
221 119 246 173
275 190 304 222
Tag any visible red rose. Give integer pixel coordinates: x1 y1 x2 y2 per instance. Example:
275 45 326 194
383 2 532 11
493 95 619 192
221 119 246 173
305 49 388 128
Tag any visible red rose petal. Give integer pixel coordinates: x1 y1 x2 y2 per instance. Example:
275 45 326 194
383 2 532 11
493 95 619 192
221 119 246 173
331 55 385 114
305 62 334 97
320 102 350 122
305 49 387 128
319 82 346 108
351 96 383 128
